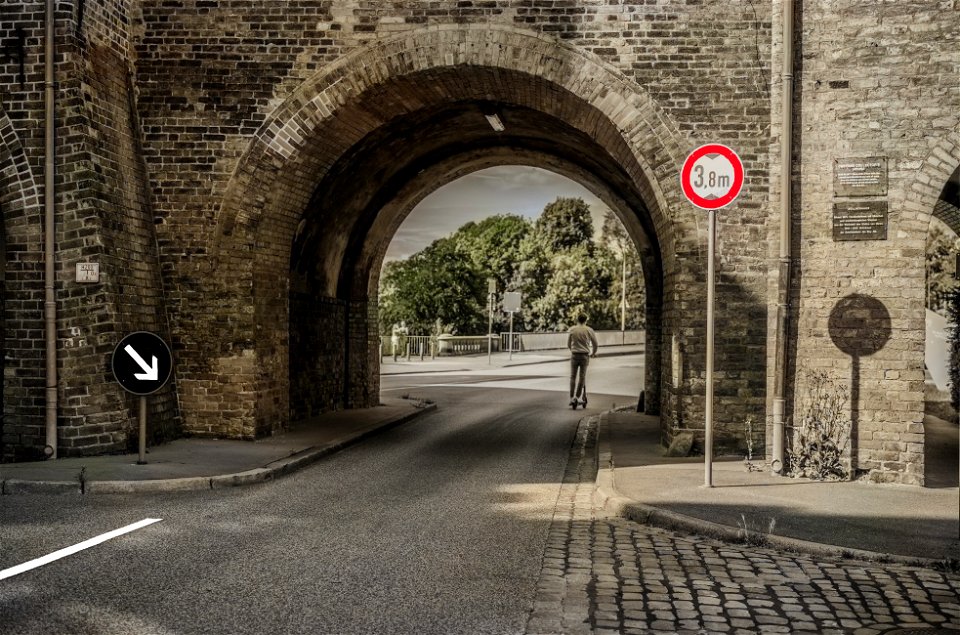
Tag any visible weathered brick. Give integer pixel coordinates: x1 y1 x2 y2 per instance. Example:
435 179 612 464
0 1 955 487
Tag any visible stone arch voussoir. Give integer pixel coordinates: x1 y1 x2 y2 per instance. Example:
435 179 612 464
214 24 695 264
206 24 704 434
906 123 960 235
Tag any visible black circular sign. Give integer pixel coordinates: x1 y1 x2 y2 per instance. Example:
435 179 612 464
111 332 173 396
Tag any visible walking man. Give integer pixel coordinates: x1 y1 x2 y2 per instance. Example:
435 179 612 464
568 313 599 409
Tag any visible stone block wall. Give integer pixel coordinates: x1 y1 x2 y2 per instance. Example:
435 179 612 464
766 0 960 484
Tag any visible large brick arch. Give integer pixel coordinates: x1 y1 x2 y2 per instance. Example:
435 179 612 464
907 125 960 236
202 25 700 437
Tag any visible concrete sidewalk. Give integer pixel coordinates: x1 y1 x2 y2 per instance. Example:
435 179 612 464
594 410 960 564
0 397 435 495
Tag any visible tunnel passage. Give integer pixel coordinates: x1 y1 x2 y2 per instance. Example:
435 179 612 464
206 27 704 439
285 78 666 422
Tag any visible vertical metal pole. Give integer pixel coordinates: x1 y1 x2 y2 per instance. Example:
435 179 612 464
772 0 796 474
43 0 57 459
705 209 716 488
487 293 493 364
137 396 147 465
509 312 514 361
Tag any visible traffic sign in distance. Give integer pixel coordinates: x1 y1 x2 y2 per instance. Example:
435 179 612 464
503 291 522 313
111 332 173 396
680 144 745 210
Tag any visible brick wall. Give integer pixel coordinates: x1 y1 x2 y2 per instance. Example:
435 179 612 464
1 0 179 458
133 0 773 450
1 1 955 483
774 0 960 485
1 4 49 459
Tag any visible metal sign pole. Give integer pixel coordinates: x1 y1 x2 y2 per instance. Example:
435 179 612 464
488 293 493 365
509 311 514 360
705 208 716 487
487 278 496 365
137 396 147 465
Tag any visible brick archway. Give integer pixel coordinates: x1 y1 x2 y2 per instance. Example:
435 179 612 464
343 147 665 419
907 126 960 236
202 25 697 437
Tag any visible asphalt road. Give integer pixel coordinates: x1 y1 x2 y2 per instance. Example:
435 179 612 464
0 357 641 635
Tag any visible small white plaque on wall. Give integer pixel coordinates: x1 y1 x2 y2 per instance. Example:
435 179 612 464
76 262 100 283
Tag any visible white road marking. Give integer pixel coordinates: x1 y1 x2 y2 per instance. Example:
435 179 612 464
0 518 162 581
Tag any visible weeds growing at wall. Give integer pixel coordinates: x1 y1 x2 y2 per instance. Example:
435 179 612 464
786 371 851 481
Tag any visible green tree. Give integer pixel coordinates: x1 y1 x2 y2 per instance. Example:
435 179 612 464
378 237 485 334
534 197 594 252
526 245 616 331
378 196 649 337
601 211 646 330
455 214 531 300
926 220 960 314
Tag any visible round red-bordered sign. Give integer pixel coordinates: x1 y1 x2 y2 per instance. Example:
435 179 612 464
680 144 744 210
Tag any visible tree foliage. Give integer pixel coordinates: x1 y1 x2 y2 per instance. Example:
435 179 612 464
379 197 646 334
534 197 595 252
526 245 615 331
455 214 530 297
379 238 486 334
601 210 646 330
926 220 960 314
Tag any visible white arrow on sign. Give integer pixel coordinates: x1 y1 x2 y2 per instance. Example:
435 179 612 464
124 345 159 381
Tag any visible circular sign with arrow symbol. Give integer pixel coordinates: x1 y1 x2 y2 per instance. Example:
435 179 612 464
111 332 173 396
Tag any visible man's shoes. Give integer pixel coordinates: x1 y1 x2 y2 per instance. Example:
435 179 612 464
580 397 588 408
569 399 578 410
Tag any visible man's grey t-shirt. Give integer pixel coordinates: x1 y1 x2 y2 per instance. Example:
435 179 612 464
568 324 599 355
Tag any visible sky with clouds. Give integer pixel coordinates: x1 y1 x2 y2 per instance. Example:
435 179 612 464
384 166 613 262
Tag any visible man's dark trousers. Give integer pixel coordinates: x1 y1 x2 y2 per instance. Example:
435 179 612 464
570 352 590 400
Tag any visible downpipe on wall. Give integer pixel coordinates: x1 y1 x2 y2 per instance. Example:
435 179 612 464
771 0 795 474
43 0 57 458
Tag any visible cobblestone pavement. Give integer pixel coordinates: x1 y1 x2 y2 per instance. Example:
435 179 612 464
525 417 960 635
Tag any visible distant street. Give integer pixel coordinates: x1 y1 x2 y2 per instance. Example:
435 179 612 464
2 353 958 634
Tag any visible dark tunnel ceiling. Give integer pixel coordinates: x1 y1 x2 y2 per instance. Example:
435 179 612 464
290 100 662 289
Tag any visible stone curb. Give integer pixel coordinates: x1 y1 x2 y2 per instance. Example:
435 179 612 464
1 403 436 496
593 412 944 570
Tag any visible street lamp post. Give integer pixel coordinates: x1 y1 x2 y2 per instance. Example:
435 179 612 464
487 278 496 364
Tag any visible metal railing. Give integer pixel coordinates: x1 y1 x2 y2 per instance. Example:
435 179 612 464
380 335 434 360
381 330 644 361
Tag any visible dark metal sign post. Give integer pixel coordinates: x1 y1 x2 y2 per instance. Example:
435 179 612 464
111 332 173 464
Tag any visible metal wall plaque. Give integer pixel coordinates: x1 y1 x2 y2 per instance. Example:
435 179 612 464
76 262 100 283
834 156 887 197
833 201 888 241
